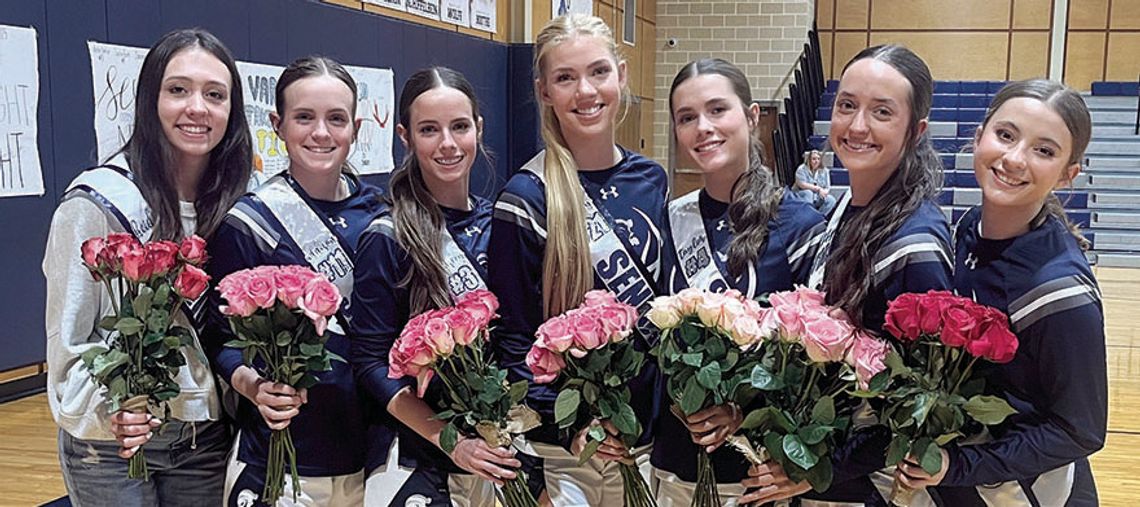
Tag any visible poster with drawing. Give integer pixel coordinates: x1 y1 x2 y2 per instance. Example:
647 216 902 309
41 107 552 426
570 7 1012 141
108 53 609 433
363 0 405 11
406 0 441 20
0 25 44 198
470 0 496 32
553 0 591 17
442 0 469 27
89 41 396 179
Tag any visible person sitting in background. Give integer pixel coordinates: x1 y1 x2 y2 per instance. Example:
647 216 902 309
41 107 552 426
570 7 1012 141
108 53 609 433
795 149 837 215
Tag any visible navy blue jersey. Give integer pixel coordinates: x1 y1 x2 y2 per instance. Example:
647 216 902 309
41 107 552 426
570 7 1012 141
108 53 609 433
932 207 1106 507
202 173 381 477
653 190 825 483
489 147 668 448
347 196 493 474
808 198 954 503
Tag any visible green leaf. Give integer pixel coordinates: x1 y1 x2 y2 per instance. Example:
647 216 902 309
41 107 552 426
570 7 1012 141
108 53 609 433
114 317 145 336
681 352 703 367
276 331 294 347
963 395 1018 425
763 431 785 463
578 438 601 465
582 381 600 404
298 342 324 357
920 440 944 475
508 380 528 404
782 433 818 470
886 435 910 466
868 370 891 393
554 389 581 426
740 407 776 431
163 336 182 349
587 424 606 442
98 316 118 331
811 396 835 425
935 432 962 446
440 423 458 453
611 402 639 437
912 392 937 428
89 350 130 378
750 364 784 391
696 362 722 390
679 376 706 415
804 455 833 492
797 424 832 446
885 349 908 376
132 286 154 320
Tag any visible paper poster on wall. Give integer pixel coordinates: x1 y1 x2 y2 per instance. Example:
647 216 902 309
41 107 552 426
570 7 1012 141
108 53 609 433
442 0 470 27
89 41 396 178
364 0 405 11
0 25 44 198
553 0 591 17
406 0 441 20
471 0 496 32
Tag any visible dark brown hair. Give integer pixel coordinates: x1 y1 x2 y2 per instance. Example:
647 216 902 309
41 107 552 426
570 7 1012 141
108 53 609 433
823 45 943 328
115 28 252 240
669 58 783 278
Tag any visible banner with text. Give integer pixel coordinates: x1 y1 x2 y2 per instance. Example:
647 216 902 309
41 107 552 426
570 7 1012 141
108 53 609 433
0 25 44 198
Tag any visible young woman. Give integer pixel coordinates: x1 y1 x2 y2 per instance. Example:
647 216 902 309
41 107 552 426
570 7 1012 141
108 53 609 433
739 45 954 506
795 149 837 215
653 58 826 506
348 67 520 506
488 13 669 506
203 56 380 506
894 79 1106 507
44 28 250 505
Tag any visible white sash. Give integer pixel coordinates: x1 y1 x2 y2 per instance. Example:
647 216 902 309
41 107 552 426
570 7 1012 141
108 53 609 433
253 175 354 334
65 156 154 241
521 152 658 338
668 190 732 295
372 214 487 301
807 190 852 289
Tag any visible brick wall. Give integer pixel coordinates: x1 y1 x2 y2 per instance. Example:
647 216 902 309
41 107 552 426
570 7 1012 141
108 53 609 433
652 0 814 165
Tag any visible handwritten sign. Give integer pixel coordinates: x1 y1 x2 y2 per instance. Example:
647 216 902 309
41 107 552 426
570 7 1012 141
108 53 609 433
0 25 44 198
89 41 396 179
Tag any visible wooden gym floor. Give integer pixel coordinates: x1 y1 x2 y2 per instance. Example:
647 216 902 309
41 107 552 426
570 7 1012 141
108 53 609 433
3 266 1139 506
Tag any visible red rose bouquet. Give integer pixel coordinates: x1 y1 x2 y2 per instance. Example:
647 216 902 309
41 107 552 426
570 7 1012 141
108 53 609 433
647 288 766 506
526 290 655 507
217 265 344 504
388 290 540 507
736 287 885 493
878 290 1019 506
78 233 211 480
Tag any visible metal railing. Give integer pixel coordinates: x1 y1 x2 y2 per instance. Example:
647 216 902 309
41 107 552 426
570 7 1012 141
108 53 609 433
1134 73 1139 136
771 23 826 186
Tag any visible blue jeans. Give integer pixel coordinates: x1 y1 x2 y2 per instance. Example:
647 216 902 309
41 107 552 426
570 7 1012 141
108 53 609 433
796 189 837 216
59 419 230 507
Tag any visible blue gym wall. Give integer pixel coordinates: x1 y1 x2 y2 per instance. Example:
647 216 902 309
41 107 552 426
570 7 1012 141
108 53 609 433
0 0 539 372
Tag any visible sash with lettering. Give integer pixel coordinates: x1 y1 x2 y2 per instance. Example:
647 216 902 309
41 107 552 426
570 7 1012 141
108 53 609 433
370 212 488 302
63 157 207 327
521 151 660 340
243 173 356 334
668 189 762 298
806 189 852 290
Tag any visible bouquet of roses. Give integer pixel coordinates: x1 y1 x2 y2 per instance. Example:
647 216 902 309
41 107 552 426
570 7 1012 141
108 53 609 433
78 233 211 480
526 290 655 507
735 287 887 493
646 288 766 506
388 289 540 507
217 265 344 504
877 290 1019 506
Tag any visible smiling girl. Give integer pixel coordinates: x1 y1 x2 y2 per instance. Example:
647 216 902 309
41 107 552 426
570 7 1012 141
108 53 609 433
45 28 250 506
895 79 1106 507
203 56 382 506
653 58 825 506
488 14 669 506
348 67 518 507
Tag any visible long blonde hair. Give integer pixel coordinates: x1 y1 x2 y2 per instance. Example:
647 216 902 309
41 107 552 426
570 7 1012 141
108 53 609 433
533 14 627 318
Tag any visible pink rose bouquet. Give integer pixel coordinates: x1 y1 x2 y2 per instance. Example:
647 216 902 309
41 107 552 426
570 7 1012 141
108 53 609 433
647 288 766 506
527 290 655 507
735 286 880 494
388 290 539 507
78 234 212 480
877 291 1019 506
217 265 344 505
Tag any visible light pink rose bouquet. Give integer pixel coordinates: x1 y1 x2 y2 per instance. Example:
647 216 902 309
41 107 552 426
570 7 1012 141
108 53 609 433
78 233 212 480
388 290 540 507
216 265 343 505
527 290 655 507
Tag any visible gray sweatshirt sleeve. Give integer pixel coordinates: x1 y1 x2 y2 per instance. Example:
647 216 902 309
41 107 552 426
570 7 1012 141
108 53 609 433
43 196 117 441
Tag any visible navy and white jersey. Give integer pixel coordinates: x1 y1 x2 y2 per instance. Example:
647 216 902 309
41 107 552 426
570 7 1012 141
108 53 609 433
652 190 825 483
202 173 382 477
806 198 954 504
347 196 492 474
933 206 1106 507
489 147 668 448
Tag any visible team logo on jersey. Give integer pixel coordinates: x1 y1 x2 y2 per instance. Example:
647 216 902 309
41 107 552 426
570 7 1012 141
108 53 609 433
614 218 640 247
329 216 348 229
465 225 482 237
405 494 433 506
717 219 728 231
600 185 620 200
236 490 259 507
964 252 979 270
